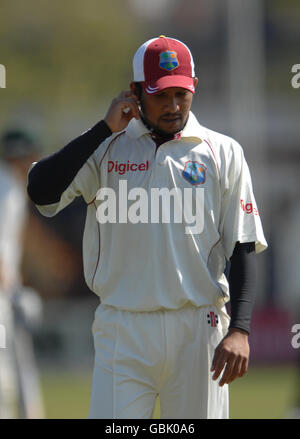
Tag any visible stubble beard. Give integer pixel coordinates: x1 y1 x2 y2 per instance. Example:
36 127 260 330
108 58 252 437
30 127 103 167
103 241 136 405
139 101 188 138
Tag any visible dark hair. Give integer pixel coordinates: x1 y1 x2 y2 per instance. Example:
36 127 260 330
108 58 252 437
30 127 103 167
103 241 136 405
132 82 143 100
1 129 38 159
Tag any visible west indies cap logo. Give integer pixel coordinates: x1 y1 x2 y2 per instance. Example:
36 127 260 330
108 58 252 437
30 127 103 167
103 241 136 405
182 161 206 185
159 51 179 71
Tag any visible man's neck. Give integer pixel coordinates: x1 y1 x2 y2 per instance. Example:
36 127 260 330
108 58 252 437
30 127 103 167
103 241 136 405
140 114 181 147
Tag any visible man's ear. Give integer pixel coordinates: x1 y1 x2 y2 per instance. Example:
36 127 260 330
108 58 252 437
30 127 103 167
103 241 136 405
193 77 199 89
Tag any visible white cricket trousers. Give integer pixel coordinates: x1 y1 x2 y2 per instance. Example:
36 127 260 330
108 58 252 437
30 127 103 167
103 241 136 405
89 304 229 419
0 296 18 418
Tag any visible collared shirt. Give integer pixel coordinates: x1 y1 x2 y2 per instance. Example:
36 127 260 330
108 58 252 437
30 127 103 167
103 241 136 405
34 111 267 311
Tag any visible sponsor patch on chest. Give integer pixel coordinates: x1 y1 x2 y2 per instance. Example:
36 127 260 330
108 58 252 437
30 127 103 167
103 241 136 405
108 160 149 175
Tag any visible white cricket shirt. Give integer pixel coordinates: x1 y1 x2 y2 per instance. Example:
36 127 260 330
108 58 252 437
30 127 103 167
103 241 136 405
33 111 267 311
0 163 26 293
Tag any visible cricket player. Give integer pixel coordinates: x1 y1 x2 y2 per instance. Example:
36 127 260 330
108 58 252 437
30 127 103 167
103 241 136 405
27 36 267 419
0 130 44 418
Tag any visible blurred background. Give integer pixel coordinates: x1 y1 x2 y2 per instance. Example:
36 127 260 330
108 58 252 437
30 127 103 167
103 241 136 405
0 0 300 419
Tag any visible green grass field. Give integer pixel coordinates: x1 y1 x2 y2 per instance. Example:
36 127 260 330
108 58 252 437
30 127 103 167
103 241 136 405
40 364 299 419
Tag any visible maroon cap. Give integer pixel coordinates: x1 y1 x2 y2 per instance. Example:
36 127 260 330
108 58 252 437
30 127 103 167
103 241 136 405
133 36 195 95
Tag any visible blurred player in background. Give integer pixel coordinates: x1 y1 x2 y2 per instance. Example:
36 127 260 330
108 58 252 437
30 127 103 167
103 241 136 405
0 129 44 418
275 197 300 419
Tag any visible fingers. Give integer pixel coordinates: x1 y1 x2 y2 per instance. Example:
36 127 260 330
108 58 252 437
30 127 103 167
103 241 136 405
104 90 140 132
220 355 248 386
211 352 240 386
120 97 139 120
211 349 227 381
120 90 135 99
219 355 240 386
119 91 140 117
211 335 250 386
238 356 249 378
113 92 139 118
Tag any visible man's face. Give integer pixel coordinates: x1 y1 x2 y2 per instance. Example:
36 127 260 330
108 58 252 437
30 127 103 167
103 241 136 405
131 79 198 136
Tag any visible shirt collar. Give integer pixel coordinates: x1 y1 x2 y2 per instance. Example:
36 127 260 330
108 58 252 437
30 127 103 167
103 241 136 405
126 117 150 139
180 111 204 142
125 111 203 143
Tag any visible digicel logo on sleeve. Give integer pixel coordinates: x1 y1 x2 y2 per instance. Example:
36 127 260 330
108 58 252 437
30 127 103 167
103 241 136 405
240 199 259 216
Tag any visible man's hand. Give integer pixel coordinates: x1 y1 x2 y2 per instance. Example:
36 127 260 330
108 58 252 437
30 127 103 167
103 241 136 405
104 90 140 133
210 328 250 386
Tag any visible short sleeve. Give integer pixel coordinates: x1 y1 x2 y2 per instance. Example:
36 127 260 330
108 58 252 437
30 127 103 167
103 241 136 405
219 141 268 259
32 153 100 218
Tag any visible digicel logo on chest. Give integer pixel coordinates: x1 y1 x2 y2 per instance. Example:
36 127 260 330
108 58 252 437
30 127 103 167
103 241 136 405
108 160 149 175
